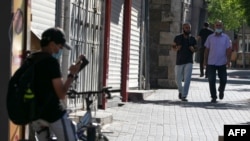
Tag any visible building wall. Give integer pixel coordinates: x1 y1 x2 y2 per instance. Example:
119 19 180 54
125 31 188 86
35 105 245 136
149 0 202 88
149 0 183 88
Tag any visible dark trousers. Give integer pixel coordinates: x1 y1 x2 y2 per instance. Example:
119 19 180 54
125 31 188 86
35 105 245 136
199 47 207 76
207 65 227 99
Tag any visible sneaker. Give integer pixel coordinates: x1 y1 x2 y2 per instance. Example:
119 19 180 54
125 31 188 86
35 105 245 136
178 93 182 99
181 97 188 102
219 92 224 100
211 99 217 103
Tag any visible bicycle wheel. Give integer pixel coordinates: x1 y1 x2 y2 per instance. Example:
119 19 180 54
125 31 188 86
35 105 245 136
87 126 96 141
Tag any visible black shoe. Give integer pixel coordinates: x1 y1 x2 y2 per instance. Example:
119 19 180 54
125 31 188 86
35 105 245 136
200 74 204 77
211 99 217 103
219 92 224 100
178 93 182 99
181 97 188 102
218 87 224 100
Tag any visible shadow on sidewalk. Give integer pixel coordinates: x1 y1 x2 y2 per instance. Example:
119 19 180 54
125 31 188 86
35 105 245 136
240 121 250 125
191 77 250 85
228 70 250 79
133 99 250 110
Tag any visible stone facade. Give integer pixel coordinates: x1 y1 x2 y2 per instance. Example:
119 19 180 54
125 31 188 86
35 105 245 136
149 0 183 88
149 0 204 88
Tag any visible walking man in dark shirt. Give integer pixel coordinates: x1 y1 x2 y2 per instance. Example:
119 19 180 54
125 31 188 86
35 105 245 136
197 22 213 77
172 23 197 101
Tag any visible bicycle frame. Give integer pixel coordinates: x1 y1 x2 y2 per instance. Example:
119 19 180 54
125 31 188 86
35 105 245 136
67 87 120 141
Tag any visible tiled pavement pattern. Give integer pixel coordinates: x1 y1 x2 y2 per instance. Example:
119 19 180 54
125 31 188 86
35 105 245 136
102 64 250 141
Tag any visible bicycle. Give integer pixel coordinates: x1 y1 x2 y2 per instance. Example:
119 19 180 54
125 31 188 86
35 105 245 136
67 87 121 141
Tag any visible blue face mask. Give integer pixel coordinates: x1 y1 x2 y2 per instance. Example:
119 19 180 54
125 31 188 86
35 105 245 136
52 49 63 59
215 28 222 33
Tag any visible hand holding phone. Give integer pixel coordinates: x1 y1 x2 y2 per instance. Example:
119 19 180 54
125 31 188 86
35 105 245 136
75 55 89 71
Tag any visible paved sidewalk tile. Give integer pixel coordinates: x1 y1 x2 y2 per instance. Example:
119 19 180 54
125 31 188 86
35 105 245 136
102 64 250 141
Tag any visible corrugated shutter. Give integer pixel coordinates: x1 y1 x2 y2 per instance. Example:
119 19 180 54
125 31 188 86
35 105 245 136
108 0 124 89
108 0 141 89
129 0 141 88
31 0 56 33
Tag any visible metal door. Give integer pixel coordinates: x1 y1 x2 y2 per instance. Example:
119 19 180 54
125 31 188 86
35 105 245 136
67 0 104 110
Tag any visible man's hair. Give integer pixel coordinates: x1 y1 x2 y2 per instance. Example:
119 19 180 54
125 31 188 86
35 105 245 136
204 22 209 27
183 22 191 27
215 19 223 25
40 27 66 47
182 22 191 31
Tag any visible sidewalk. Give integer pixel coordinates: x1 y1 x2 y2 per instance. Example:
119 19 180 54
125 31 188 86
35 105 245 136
102 63 250 141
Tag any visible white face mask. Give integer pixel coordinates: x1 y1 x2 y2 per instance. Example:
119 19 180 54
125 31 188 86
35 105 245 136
52 49 63 59
215 28 222 33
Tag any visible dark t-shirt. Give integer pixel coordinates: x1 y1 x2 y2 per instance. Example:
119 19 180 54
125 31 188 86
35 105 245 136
174 34 197 65
33 52 66 123
198 28 213 46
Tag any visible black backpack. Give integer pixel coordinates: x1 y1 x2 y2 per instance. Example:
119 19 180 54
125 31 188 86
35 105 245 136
7 53 50 125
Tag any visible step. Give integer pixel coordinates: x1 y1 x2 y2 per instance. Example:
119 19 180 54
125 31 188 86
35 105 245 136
128 90 155 101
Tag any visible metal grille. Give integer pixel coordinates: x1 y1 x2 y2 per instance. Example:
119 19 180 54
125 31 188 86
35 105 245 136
67 0 103 110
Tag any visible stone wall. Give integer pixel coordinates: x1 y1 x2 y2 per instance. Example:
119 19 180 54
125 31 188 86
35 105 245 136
149 0 183 88
148 0 204 88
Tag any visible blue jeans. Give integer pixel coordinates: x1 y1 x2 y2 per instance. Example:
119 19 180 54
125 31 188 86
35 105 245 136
175 63 193 98
207 65 227 99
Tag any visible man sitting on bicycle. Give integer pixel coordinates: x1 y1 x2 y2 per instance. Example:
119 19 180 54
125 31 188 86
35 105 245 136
30 27 83 141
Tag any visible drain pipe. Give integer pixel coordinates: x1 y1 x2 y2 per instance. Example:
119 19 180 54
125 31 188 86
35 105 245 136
102 0 112 109
121 0 132 102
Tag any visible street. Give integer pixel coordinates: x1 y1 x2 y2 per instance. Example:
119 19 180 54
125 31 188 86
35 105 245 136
102 63 250 141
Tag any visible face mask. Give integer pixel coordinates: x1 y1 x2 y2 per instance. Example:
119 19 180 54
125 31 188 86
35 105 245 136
215 29 222 33
52 49 63 59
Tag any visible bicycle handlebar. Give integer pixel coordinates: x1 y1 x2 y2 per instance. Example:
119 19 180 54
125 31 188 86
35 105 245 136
67 87 121 99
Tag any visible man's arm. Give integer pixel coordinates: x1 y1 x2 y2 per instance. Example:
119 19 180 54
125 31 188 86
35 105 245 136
172 36 181 51
196 35 201 41
204 47 209 67
172 42 181 51
226 47 231 67
189 37 198 52
52 56 83 99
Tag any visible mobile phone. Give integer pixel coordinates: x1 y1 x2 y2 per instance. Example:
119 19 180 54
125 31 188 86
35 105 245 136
75 55 89 71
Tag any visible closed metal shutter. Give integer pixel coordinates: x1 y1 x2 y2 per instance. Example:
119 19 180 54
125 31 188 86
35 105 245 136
108 0 124 89
108 0 142 89
129 0 141 88
31 0 56 34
